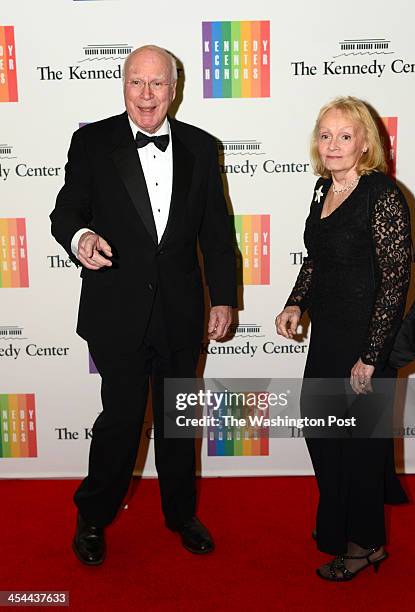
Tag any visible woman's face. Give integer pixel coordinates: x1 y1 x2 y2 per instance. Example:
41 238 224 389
317 108 368 176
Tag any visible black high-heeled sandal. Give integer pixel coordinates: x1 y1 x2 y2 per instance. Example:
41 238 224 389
316 547 388 582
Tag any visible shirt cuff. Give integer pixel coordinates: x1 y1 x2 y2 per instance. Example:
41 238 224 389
71 228 92 257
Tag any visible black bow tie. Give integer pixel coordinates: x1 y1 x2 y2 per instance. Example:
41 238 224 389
135 130 169 152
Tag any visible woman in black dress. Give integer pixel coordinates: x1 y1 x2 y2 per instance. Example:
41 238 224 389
276 96 411 581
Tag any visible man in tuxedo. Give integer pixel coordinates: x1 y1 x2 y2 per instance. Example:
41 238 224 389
50 45 237 565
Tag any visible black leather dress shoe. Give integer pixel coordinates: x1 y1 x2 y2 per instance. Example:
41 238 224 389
169 517 214 554
72 513 106 565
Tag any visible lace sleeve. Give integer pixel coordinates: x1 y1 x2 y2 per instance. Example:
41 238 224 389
285 257 314 314
360 186 411 366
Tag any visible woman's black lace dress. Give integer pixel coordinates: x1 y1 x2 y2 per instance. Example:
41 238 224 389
286 172 411 555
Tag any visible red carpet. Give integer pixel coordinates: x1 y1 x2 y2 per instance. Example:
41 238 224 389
1 476 414 611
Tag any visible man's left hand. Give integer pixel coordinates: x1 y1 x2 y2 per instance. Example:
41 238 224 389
208 306 233 341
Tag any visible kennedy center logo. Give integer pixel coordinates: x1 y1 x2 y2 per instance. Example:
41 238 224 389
202 21 270 98
0 394 37 457
208 392 269 457
381 117 397 177
0 26 18 102
233 215 270 285
0 219 29 287
89 352 98 374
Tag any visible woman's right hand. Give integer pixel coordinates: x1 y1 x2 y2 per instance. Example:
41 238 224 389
275 306 301 339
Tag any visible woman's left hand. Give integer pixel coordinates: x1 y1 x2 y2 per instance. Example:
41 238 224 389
350 358 375 394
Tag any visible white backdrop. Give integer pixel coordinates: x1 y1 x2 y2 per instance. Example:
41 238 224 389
1 0 414 477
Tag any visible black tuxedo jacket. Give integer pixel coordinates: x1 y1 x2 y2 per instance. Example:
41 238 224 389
51 112 237 351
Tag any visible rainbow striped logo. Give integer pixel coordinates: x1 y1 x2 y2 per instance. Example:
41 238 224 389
0 219 29 288
0 394 37 457
233 215 270 285
381 117 397 178
202 21 270 98
0 26 18 102
208 393 269 456
89 352 98 374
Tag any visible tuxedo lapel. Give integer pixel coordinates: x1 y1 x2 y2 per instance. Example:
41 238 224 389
109 113 158 244
158 119 194 250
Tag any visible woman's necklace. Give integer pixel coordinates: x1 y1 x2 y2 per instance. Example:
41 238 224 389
332 176 360 194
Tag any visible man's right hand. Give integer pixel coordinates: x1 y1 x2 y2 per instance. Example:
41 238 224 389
77 231 113 270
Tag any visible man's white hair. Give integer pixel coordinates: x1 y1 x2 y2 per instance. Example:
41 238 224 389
123 45 178 81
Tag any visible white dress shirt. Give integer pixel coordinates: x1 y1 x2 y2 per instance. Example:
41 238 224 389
71 116 173 256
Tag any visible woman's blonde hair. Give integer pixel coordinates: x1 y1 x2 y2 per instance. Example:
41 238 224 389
310 96 388 177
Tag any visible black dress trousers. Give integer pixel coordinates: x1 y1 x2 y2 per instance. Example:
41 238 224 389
73 286 199 528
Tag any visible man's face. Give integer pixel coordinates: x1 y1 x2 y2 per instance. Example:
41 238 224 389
123 49 176 134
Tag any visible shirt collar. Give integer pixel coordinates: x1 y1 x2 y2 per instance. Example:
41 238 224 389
128 115 170 139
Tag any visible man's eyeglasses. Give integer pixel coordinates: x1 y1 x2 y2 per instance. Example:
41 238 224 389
126 79 173 92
